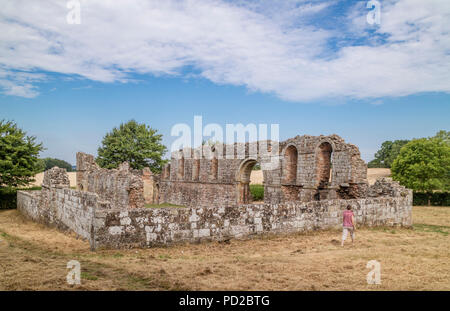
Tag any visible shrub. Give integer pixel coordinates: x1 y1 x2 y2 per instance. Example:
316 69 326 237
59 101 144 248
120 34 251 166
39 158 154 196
0 187 42 210
413 191 450 206
392 134 450 192
250 184 264 201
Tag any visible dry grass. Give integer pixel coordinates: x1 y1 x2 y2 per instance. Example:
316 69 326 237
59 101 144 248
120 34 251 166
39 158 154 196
250 170 264 185
0 206 449 291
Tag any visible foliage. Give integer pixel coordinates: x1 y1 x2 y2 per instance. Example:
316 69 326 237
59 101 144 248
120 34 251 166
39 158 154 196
35 158 46 173
368 139 409 168
433 130 450 144
0 120 43 190
96 120 167 173
40 157 73 172
391 133 450 192
250 184 264 201
0 187 42 209
413 191 450 206
252 163 261 170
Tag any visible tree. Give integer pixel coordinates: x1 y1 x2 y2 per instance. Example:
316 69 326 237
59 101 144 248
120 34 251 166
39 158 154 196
0 120 43 190
391 135 450 192
433 130 450 144
96 120 167 173
368 139 409 168
42 158 73 172
35 158 46 173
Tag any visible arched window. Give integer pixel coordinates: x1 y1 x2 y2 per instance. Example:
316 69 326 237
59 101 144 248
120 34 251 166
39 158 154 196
284 145 298 184
178 157 184 180
166 164 171 179
192 159 200 181
316 142 332 187
211 157 218 180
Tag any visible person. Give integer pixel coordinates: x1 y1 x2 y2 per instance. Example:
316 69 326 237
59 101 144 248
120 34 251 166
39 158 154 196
341 205 356 247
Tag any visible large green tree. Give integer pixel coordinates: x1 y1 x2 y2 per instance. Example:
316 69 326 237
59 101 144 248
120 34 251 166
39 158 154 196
391 133 450 192
368 139 410 168
96 120 167 173
0 120 43 190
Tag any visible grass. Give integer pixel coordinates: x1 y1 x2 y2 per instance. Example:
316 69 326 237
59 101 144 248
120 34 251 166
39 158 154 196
413 223 449 236
0 206 449 290
145 203 186 208
81 272 99 281
250 184 264 201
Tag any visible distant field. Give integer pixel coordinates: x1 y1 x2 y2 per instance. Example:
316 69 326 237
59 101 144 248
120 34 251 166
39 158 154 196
31 172 77 188
367 168 391 185
0 206 448 290
250 168 391 185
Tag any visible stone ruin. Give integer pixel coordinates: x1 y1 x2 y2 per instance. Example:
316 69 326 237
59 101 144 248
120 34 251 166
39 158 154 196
17 134 412 250
159 134 369 207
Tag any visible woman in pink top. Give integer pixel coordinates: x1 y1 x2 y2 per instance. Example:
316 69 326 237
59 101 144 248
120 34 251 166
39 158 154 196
341 205 356 247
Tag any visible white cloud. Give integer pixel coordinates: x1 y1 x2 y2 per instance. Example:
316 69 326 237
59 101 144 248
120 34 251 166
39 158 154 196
0 0 449 101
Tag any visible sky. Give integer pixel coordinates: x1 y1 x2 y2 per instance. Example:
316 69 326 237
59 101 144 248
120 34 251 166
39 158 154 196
1 0 449 165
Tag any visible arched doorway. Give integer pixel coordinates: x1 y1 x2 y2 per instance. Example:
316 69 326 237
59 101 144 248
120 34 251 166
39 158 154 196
316 142 332 188
237 158 264 204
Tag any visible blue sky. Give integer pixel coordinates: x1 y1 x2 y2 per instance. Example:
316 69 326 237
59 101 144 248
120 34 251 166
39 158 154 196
1 0 449 164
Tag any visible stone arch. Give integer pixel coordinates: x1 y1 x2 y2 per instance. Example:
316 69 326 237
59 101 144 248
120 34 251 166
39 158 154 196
236 158 262 204
283 144 298 184
315 141 333 188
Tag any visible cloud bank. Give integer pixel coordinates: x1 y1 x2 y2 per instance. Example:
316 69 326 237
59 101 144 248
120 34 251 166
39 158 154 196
1 0 449 101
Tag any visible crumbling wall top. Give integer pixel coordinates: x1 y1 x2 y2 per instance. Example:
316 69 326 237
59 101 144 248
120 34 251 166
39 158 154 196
42 167 70 189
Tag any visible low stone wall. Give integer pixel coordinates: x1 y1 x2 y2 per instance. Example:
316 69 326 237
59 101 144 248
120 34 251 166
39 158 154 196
17 168 413 250
17 188 97 242
92 194 412 249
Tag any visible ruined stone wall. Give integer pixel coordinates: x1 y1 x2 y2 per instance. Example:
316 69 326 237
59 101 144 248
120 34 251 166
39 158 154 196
92 192 412 249
280 135 368 202
159 134 369 207
142 167 158 204
17 187 97 241
159 143 282 207
17 167 412 250
18 167 98 243
76 152 145 209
